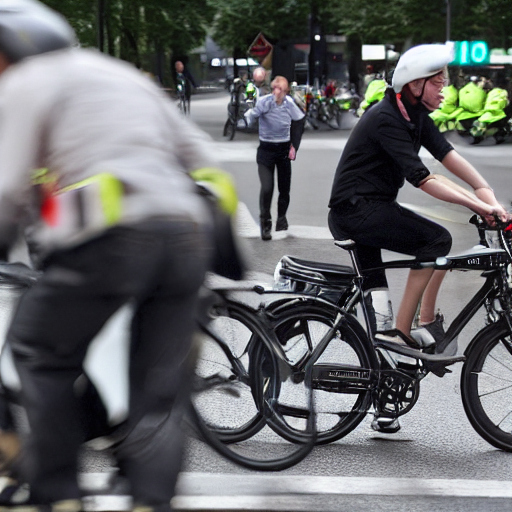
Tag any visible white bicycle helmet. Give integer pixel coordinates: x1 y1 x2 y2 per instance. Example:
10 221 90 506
392 44 453 93
0 0 76 63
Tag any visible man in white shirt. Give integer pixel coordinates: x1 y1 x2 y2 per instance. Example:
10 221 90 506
245 76 305 240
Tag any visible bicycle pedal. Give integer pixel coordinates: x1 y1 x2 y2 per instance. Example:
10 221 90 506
425 363 453 378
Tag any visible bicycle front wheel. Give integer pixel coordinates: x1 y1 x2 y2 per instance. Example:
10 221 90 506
260 299 375 445
190 295 316 470
192 299 265 443
461 320 512 451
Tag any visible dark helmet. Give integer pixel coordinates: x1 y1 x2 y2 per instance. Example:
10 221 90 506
0 0 76 63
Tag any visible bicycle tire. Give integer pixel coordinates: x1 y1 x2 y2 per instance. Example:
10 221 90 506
223 119 235 140
461 319 512 451
190 295 317 470
259 299 375 445
192 298 266 443
178 96 187 115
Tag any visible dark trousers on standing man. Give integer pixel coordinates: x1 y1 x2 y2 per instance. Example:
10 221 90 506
257 141 292 222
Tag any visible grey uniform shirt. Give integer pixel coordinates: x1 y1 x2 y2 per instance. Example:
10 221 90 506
0 48 218 252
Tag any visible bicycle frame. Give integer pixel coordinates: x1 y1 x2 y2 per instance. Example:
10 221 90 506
274 218 512 359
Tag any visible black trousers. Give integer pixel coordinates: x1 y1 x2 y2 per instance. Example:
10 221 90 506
328 199 452 291
257 141 292 222
9 219 211 507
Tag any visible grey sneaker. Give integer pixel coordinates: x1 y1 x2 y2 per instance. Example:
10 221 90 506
411 313 445 350
371 416 401 434
375 329 422 350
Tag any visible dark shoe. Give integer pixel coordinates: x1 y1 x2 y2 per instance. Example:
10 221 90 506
260 220 272 241
275 216 288 231
410 313 445 350
371 416 401 434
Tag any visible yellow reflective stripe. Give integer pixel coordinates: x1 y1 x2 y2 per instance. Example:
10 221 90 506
32 168 57 186
59 173 123 225
190 167 238 215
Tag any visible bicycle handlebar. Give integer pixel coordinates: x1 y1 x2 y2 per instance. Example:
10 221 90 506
470 213 512 232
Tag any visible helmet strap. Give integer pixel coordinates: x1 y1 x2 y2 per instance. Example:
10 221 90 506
396 93 411 121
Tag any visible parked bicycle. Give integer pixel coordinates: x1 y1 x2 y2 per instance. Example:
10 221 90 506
223 78 256 140
261 215 512 451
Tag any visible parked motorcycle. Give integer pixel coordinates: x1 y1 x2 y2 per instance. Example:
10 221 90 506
430 84 461 133
454 78 487 136
333 82 361 127
357 79 387 117
469 87 512 144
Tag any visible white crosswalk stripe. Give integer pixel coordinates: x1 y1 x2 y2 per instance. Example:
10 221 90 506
235 200 468 242
75 472 512 511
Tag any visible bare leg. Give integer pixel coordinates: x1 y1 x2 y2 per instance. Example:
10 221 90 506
395 267 435 336
418 269 447 324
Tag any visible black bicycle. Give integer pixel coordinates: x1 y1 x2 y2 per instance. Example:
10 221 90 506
0 266 317 474
255 215 512 451
223 78 255 140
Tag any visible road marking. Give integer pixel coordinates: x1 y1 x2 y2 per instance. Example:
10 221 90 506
174 472 512 499
74 472 512 510
235 202 332 239
235 201 469 241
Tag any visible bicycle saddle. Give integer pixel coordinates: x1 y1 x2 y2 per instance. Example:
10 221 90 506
277 255 355 288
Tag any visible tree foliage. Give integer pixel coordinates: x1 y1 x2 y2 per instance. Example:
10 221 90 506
43 0 215 65
42 0 512 65
209 0 512 55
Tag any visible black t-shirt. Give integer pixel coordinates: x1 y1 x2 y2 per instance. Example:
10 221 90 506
329 89 453 208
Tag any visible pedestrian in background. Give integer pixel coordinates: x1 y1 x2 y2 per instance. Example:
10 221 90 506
174 59 197 113
252 66 270 97
245 76 305 240
0 1 225 511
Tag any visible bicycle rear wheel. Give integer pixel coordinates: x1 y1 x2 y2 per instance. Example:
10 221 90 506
259 299 375 445
461 320 512 451
190 294 317 470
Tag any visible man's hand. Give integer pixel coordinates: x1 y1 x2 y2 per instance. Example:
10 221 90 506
288 145 296 161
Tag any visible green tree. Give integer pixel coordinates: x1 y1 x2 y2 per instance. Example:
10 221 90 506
207 0 310 56
42 0 214 71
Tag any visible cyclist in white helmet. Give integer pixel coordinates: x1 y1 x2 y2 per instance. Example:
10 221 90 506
0 1 232 510
328 44 509 433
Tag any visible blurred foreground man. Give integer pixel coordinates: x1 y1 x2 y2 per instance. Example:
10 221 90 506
0 1 222 510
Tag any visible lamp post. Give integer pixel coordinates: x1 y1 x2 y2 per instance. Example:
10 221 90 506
445 0 451 41
97 0 105 52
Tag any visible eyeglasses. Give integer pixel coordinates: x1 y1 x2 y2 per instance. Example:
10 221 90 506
428 76 448 89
